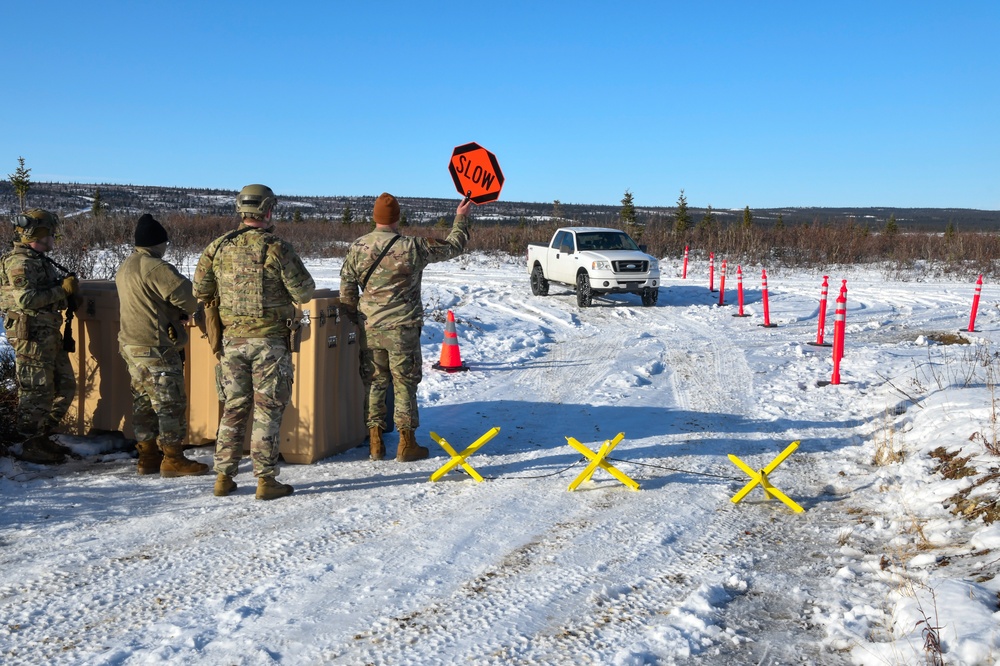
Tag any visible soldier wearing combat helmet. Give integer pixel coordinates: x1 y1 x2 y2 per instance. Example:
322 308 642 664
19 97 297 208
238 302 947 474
0 209 78 464
193 184 315 500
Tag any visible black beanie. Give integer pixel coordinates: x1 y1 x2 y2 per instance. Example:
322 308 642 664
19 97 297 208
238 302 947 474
135 214 168 247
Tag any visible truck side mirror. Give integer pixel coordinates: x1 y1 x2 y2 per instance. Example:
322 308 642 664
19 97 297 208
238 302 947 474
638 244 648 253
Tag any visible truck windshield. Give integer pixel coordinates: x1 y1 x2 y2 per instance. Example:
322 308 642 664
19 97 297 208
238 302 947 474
576 232 639 252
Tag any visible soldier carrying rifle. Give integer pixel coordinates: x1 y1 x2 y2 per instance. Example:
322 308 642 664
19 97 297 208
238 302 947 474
0 209 78 464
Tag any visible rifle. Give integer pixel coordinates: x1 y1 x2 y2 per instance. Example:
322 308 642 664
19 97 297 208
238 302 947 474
36 251 77 353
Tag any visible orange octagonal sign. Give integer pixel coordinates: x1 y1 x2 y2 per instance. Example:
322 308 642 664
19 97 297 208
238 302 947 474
449 142 504 205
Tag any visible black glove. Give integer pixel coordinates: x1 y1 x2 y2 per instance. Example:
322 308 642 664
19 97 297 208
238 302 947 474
341 302 360 325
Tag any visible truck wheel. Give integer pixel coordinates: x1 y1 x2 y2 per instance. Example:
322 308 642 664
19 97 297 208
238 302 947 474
641 288 658 307
530 264 549 296
576 272 592 307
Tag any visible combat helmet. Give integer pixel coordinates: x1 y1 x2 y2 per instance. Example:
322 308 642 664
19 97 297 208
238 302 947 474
14 208 60 241
236 184 277 220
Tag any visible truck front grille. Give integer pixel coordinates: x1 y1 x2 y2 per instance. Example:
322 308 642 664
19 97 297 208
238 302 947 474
613 260 649 273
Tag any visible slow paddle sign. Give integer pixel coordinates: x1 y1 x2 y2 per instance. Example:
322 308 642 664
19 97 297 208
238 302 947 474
448 142 504 204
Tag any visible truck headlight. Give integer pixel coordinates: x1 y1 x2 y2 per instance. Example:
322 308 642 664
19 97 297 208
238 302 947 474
592 260 611 271
649 259 659 271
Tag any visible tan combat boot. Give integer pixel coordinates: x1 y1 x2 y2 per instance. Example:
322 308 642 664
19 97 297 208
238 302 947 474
396 429 429 462
214 473 237 497
135 440 163 475
369 426 385 461
159 444 209 478
256 476 293 500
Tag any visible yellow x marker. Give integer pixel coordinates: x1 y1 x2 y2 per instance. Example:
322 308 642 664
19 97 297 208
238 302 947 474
566 433 640 491
728 441 804 513
429 427 500 483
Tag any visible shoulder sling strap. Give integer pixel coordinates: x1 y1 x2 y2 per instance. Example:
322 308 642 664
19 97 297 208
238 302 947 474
361 234 401 291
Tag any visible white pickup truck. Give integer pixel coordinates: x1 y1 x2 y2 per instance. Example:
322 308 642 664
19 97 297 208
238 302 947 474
526 227 660 307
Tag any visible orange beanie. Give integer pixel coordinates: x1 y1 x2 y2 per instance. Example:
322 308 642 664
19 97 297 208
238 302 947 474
373 193 400 225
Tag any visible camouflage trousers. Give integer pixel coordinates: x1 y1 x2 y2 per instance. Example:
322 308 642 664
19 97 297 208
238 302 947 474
11 325 76 438
120 344 187 447
357 322 394 433
214 337 293 478
365 325 421 431
358 323 374 423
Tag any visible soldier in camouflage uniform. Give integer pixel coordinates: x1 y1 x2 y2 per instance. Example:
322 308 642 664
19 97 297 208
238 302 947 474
340 193 471 462
116 214 207 477
0 209 78 464
193 184 315 500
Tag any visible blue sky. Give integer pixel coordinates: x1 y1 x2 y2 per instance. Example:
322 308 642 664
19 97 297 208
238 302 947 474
3 1 998 209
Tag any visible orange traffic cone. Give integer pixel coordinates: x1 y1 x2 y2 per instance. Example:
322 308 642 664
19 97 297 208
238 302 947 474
432 310 469 372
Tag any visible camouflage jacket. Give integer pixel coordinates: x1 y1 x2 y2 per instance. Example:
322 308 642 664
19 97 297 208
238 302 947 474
116 247 199 349
192 224 315 339
340 214 469 330
0 243 69 329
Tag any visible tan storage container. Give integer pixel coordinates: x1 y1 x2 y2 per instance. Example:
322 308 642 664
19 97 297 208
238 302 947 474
184 328 222 446
67 280 219 446
277 289 367 463
66 280 135 438
64 281 364 462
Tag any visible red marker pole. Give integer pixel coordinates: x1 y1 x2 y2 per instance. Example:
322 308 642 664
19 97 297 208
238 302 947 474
717 259 727 306
760 269 777 328
808 276 832 347
831 287 848 385
967 274 983 332
709 252 716 292
733 265 749 317
682 246 689 279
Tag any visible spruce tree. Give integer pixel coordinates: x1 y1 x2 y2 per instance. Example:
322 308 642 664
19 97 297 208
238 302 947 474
341 204 353 225
884 213 898 235
292 210 303 223
8 157 31 212
400 210 409 227
619 190 636 226
774 213 784 231
552 199 564 221
91 187 104 219
619 189 639 241
698 205 716 233
673 189 690 234
742 206 754 229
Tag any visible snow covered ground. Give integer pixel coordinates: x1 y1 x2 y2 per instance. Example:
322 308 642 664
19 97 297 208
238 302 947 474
2 252 1000 665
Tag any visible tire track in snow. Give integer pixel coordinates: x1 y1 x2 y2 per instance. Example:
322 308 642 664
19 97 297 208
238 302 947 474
665 308 755 418
336 483 760 663
475 296 633 404
482 296 578 332
0 470 544 664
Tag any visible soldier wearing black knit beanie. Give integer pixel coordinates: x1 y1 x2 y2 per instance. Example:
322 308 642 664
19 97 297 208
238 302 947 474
116 213 207 479
134 213 169 248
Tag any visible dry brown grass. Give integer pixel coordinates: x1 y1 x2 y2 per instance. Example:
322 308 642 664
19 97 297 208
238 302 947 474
641 219 1000 276
873 408 906 466
0 349 17 452
2 212 998 278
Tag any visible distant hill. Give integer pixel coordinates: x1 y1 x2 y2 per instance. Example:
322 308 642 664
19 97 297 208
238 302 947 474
2 181 998 231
